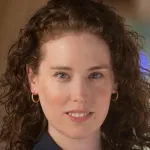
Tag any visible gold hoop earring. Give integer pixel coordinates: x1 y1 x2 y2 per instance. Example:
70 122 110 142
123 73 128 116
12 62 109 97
31 94 40 103
111 92 118 101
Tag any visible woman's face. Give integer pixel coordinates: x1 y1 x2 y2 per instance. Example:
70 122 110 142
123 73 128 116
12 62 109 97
28 32 117 139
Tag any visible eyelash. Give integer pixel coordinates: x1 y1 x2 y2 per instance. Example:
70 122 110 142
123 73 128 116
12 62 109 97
53 72 103 81
53 72 70 80
88 72 103 79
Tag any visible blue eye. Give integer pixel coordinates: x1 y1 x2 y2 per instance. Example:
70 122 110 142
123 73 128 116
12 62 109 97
89 72 103 79
54 72 70 80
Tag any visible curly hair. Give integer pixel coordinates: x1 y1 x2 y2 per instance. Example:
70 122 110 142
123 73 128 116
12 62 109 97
0 0 150 150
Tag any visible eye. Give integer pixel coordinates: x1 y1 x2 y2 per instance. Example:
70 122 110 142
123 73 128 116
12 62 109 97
88 72 103 79
53 72 70 80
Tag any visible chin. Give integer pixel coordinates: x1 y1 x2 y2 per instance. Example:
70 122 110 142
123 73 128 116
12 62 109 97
63 128 95 139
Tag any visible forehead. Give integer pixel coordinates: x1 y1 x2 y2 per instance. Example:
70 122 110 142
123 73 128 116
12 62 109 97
40 32 111 67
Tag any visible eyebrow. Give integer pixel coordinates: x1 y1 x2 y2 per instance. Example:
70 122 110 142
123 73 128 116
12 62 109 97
50 65 109 71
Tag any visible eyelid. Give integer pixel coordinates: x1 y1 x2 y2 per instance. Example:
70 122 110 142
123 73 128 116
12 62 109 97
88 72 103 79
53 72 70 80
53 71 103 81
54 71 68 76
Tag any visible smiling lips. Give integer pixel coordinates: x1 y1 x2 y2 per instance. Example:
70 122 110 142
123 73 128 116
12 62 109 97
65 110 93 123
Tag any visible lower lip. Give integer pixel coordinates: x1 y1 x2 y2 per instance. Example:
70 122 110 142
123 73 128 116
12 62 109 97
66 113 93 123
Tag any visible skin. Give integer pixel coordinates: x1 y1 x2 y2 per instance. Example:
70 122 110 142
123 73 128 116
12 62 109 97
27 32 117 150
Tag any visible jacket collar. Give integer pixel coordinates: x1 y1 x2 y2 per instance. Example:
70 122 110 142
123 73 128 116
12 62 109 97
32 131 62 150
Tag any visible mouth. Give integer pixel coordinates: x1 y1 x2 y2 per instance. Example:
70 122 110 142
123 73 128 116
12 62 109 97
65 112 94 123
65 112 93 116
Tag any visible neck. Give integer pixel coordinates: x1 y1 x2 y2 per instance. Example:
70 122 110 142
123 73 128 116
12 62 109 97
48 126 102 150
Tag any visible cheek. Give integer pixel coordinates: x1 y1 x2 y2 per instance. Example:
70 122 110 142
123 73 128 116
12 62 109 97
37 77 65 102
39 89 67 123
39 87 67 108
36 80 68 117
94 86 112 113
94 81 112 100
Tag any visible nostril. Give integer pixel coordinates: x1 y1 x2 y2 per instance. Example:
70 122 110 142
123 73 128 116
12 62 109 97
73 97 87 102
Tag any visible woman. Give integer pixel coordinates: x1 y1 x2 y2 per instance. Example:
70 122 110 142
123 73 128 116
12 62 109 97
0 0 150 150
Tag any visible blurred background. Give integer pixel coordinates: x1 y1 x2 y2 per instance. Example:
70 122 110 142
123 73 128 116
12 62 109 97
104 0 150 74
0 0 150 75
0 0 150 149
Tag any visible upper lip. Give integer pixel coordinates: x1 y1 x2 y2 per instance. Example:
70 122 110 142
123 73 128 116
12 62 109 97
65 110 92 113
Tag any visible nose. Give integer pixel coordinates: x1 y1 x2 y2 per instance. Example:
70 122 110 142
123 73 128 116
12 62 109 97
70 79 89 103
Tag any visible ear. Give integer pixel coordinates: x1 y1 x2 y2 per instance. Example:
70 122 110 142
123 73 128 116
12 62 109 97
112 82 118 93
26 65 38 94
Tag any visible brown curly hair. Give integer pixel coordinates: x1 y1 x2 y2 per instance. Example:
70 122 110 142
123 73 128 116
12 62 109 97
0 0 150 149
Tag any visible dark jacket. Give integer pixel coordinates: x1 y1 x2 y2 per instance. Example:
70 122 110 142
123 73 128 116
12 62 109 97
32 131 62 150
